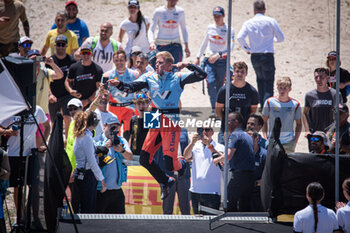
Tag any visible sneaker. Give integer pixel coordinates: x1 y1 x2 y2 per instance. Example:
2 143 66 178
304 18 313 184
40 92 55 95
160 177 175 200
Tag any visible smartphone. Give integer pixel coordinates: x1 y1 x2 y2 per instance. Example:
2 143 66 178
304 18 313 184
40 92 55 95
197 127 203 138
102 77 109 89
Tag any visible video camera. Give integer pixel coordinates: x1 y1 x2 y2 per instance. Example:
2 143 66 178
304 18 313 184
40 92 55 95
110 126 121 146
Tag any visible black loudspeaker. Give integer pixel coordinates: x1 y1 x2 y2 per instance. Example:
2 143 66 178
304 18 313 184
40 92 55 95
1 56 36 112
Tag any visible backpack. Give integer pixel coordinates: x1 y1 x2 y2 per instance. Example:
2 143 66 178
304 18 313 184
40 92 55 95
91 36 119 52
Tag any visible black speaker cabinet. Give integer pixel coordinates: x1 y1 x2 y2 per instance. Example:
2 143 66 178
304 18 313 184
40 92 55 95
2 56 36 111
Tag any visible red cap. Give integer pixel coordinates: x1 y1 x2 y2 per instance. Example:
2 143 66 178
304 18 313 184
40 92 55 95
65 1 78 7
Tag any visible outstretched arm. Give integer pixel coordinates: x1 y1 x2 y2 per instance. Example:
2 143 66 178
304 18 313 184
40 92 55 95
108 79 149 93
179 63 207 88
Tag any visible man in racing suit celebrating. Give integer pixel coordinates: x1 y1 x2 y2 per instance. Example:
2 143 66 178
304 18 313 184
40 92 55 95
108 51 207 199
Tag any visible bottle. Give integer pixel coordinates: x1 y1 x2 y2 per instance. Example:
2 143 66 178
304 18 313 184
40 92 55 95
62 199 68 217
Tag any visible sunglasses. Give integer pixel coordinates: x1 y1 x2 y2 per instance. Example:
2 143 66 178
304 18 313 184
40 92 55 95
310 137 321 142
81 50 92 56
135 93 148 99
68 106 78 112
21 43 32 48
56 42 67 47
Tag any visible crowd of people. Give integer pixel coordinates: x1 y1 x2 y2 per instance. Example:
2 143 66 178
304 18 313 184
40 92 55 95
1 0 350 231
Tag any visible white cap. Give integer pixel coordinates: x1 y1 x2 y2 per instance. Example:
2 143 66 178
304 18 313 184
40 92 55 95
131 46 142 54
67 98 83 108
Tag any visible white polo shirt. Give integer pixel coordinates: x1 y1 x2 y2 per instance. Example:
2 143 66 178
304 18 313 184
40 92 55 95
337 202 350 233
293 204 339 233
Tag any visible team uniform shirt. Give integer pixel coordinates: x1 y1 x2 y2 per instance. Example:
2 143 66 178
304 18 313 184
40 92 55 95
337 202 350 233
237 13 284 54
36 64 54 114
228 127 255 171
328 67 350 102
68 61 103 100
0 106 47 157
197 23 235 58
94 109 118 137
293 204 339 233
120 16 150 55
44 29 79 56
216 82 259 130
119 65 206 122
148 6 189 44
0 0 27 44
108 68 139 110
84 37 121 72
262 97 302 144
190 141 224 195
94 133 131 189
304 88 340 132
74 129 104 181
51 18 90 46
50 54 76 98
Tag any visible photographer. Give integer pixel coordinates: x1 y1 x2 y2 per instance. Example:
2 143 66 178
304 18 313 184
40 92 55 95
73 110 106 213
94 116 132 213
183 125 224 214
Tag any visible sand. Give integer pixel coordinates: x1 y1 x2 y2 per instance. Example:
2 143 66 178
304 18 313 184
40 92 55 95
22 0 350 152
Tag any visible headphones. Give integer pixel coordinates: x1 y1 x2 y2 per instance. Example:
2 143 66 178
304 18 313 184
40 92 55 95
87 111 100 127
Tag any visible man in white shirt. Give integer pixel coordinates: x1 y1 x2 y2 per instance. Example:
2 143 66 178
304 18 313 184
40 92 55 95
237 0 284 108
75 22 122 73
148 0 190 66
196 6 234 115
183 125 224 214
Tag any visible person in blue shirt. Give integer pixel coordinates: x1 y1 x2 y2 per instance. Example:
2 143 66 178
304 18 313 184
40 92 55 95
94 116 133 213
51 1 89 46
212 112 255 212
108 51 206 200
247 129 266 211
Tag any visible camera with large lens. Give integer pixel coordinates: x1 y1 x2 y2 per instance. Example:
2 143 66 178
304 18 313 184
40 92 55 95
110 126 120 146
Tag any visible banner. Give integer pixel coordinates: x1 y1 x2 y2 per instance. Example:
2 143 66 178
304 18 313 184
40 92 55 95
0 59 28 122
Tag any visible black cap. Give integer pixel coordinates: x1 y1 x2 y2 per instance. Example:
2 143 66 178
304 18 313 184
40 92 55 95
27 49 41 57
128 0 139 7
327 51 337 58
213 6 225 16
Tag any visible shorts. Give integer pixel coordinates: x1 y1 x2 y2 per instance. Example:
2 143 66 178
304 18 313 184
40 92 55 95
0 42 18 58
48 95 72 122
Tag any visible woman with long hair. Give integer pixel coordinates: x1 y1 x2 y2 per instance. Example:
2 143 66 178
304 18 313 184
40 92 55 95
73 110 106 213
118 0 150 57
336 177 350 233
293 182 339 233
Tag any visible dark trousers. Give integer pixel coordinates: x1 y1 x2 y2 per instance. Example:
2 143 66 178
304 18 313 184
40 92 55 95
251 53 275 107
162 174 190 215
227 170 255 212
96 189 125 214
191 192 221 215
74 170 97 213
251 186 264 212
152 43 183 69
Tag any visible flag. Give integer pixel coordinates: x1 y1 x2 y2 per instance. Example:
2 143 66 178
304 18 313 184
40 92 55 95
44 113 72 233
0 59 28 122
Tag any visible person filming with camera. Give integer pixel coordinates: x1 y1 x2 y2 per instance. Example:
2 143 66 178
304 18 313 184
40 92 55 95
73 110 106 213
183 124 224 214
94 116 132 213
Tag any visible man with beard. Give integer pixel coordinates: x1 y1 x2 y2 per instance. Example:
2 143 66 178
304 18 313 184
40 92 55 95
41 11 78 56
94 89 118 137
75 22 122 73
51 1 89 46
48 35 76 138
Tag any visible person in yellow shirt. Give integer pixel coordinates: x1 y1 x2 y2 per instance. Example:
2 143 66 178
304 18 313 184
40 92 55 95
40 11 78 56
